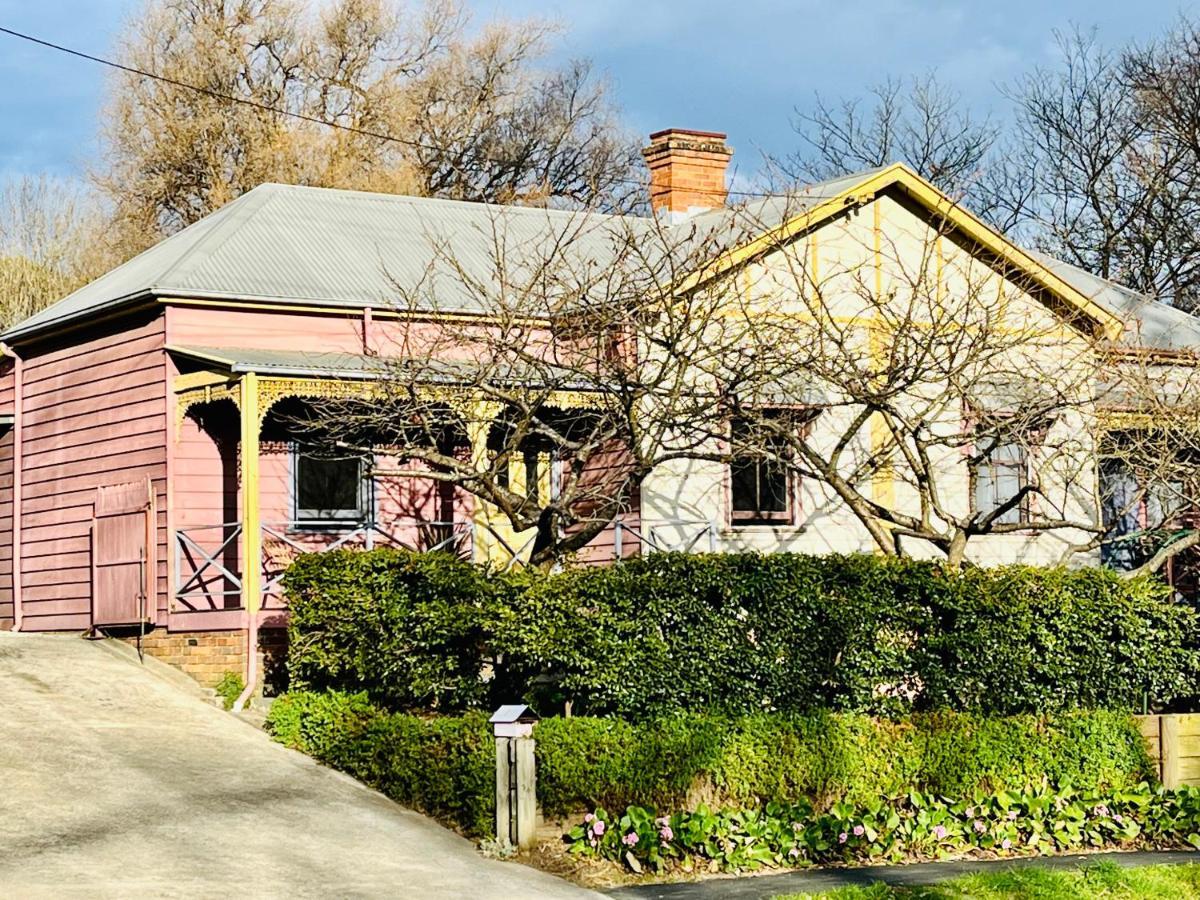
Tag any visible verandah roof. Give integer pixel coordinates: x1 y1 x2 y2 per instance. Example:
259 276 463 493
168 345 609 392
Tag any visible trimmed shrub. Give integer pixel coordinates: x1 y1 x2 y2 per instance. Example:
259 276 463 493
919 565 1197 714
283 549 497 712
283 550 1199 718
267 692 1155 836
534 710 1155 819
268 691 494 835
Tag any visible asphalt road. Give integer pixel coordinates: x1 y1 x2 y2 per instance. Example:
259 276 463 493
608 849 1200 899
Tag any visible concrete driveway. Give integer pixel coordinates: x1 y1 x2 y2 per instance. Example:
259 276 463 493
0 631 597 899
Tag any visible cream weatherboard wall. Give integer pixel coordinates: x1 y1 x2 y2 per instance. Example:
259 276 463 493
640 190 1101 566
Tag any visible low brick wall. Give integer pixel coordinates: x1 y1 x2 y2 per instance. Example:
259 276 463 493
118 626 289 695
120 628 246 689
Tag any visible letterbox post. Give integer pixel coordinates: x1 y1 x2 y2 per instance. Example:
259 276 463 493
490 704 539 851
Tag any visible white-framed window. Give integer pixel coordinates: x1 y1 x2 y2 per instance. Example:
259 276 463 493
292 449 367 527
971 437 1029 525
729 416 793 526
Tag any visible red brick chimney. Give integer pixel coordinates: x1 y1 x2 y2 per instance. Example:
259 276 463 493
642 128 733 219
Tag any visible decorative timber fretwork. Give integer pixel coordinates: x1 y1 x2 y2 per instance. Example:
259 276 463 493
174 370 602 436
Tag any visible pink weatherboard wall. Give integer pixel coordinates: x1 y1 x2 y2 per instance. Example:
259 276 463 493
1 299 638 641
14 312 169 631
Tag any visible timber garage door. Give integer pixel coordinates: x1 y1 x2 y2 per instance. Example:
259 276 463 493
91 479 156 628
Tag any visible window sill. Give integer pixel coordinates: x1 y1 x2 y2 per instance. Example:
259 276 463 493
285 521 367 534
723 523 808 536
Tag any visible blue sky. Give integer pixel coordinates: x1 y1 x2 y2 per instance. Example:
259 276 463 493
0 0 1193 183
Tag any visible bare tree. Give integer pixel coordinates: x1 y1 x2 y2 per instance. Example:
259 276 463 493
97 0 641 254
705 194 1200 574
0 176 111 327
294 209 754 566
779 75 999 208
987 28 1200 310
779 24 1200 315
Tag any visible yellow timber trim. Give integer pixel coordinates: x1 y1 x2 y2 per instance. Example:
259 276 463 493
673 163 1125 342
174 370 235 392
174 371 601 433
240 372 263 616
870 202 896 510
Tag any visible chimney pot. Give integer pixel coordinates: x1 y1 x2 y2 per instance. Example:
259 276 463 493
642 128 733 219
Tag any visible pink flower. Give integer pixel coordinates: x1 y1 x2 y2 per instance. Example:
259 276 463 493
1113 814 1125 825
1007 810 1019 821
853 825 865 837
656 816 669 827
592 820 606 836
838 832 848 844
584 813 594 823
932 825 947 840
788 847 801 859
659 826 674 842
622 832 639 847
1001 838 1012 850
973 820 985 834
964 806 975 818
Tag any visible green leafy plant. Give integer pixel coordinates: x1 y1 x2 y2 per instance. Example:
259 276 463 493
283 548 501 712
565 783 1200 874
266 690 494 835
214 671 245 710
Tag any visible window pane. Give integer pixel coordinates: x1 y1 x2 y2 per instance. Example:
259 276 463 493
297 455 362 520
730 458 759 512
730 415 793 523
974 436 1028 525
759 459 789 512
994 468 1021 503
993 440 1023 463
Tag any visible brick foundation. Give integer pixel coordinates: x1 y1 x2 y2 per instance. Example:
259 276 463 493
117 626 289 695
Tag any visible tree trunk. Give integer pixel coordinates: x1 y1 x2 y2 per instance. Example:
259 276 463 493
945 530 969 569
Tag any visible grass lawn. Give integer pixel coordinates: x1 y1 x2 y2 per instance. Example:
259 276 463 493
777 861 1200 899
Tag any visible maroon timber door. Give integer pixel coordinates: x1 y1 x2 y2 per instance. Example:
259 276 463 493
91 479 156 627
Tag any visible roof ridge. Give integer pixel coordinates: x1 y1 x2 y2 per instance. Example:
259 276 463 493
252 181 638 223
157 185 280 287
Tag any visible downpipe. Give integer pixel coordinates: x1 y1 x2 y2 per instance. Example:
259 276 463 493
1 343 22 631
232 611 258 712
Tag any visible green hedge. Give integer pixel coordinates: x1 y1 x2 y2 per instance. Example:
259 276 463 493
283 550 1198 718
267 690 494 835
284 549 498 712
267 691 1155 835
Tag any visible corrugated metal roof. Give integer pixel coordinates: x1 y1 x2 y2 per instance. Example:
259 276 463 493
9 169 1200 354
1028 251 1200 353
168 345 607 390
6 184 648 341
170 345 388 379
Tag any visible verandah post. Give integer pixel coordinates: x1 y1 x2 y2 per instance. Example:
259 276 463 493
240 372 262 616
234 371 263 711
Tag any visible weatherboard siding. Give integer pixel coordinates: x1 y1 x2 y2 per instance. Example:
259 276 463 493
169 305 450 357
18 314 168 631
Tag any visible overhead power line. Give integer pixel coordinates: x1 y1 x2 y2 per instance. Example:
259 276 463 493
0 23 787 202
